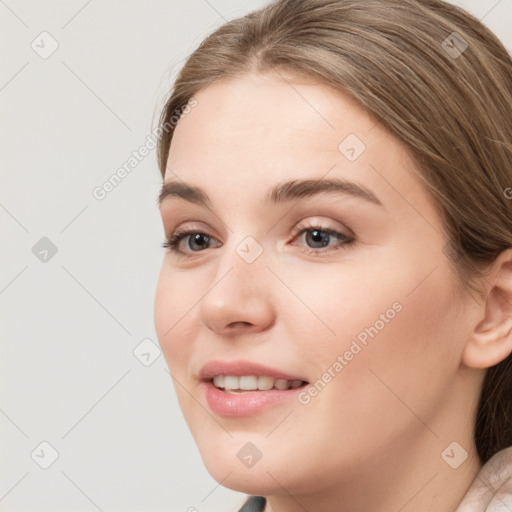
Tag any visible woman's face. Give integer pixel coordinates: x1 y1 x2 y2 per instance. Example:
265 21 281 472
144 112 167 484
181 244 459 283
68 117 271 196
154 70 478 499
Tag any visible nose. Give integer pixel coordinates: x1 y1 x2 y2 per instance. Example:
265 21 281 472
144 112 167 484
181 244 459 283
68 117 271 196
199 246 276 336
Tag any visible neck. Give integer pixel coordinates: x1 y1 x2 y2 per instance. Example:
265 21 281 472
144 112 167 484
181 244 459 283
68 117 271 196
264 440 481 512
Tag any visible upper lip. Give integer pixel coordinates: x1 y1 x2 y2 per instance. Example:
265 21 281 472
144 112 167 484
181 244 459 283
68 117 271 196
199 359 308 382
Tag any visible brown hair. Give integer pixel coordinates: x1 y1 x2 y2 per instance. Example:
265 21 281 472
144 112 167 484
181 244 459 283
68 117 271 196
155 0 512 465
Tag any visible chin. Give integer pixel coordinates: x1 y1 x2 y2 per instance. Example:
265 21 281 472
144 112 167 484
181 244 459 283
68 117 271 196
195 435 308 496
203 456 285 495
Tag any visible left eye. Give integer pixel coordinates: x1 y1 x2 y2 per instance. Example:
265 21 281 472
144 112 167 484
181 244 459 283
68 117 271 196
295 227 351 249
290 226 355 255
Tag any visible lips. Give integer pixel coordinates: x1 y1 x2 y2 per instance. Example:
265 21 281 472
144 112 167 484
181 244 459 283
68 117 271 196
198 359 310 416
199 359 309 383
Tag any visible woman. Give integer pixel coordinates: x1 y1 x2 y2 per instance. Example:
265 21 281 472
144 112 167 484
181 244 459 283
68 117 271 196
153 0 512 510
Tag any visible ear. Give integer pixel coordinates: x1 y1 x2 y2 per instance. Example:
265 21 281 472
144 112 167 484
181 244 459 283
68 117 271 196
462 248 512 369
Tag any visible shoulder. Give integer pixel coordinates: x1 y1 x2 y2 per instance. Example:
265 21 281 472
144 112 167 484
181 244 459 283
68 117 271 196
455 446 512 511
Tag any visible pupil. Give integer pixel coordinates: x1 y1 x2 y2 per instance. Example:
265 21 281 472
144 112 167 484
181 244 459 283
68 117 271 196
190 233 209 251
307 229 329 248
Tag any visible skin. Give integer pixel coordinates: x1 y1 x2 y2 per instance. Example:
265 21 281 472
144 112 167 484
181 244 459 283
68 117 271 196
154 69 512 512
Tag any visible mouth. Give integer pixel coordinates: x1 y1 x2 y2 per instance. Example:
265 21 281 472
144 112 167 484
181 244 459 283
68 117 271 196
199 360 310 416
203 376 310 417
211 375 309 393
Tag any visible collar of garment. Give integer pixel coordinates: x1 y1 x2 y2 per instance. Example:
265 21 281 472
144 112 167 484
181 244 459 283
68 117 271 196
455 445 512 511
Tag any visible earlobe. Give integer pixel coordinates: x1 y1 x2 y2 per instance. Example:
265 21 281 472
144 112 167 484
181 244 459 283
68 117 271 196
461 251 512 370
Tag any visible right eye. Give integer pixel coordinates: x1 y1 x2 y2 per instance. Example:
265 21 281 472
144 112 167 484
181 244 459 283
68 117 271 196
161 228 222 256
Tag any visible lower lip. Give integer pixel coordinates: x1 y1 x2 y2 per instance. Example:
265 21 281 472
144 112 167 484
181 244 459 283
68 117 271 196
203 380 307 417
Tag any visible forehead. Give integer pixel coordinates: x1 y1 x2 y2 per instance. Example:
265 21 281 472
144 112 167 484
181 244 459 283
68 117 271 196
164 71 431 218
168 71 375 168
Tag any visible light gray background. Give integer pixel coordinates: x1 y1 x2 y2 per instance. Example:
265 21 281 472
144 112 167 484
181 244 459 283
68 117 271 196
1 1 511 511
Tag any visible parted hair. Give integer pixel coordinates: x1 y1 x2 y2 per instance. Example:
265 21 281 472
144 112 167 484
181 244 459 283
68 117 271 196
156 0 512 465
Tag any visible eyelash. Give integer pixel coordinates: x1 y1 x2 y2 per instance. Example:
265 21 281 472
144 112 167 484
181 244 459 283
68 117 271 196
161 223 355 259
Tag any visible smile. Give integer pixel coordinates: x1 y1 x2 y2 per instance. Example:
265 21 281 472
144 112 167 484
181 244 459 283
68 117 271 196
212 375 306 392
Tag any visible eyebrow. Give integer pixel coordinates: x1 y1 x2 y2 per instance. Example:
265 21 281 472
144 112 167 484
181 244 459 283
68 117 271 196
158 177 383 209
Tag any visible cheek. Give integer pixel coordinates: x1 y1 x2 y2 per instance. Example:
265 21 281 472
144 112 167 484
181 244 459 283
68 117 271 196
154 267 199 374
154 268 208 437
288 246 461 409
305 255 461 441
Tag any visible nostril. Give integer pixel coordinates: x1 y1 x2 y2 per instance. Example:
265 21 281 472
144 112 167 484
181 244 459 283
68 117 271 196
227 321 253 329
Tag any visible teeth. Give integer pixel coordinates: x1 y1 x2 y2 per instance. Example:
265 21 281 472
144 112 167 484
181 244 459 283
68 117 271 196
224 376 238 390
257 376 274 390
211 375 305 392
213 375 224 388
274 378 289 390
239 376 258 390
